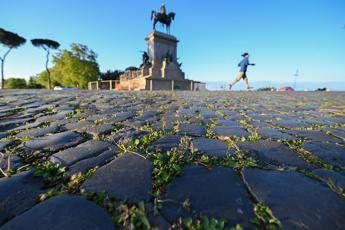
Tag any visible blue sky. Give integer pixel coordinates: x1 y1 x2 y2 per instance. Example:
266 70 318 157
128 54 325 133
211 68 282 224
1 0 345 84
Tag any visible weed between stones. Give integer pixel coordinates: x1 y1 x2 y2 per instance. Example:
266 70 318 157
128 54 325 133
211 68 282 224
215 111 227 119
150 136 257 200
205 118 217 139
218 136 258 169
171 216 242 230
151 149 184 197
93 118 107 126
0 140 22 177
326 130 345 141
172 120 180 134
44 105 56 113
326 179 345 198
1 136 52 178
65 108 84 119
320 102 345 117
135 109 144 117
239 119 262 142
34 161 66 187
117 128 165 155
252 203 282 230
16 148 50 165
83 192 151 229
284 139 334 170
299 169 345 199
38 167 98 201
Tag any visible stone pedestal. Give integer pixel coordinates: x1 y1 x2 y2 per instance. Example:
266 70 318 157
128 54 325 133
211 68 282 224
161 62 184 80
146 31 178 65
146 31 185 80
113 30 205 91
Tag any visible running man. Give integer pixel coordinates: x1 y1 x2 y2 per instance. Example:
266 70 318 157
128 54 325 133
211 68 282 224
229 53 255 91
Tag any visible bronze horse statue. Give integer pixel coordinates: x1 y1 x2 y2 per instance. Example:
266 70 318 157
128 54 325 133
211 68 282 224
151 11 175 34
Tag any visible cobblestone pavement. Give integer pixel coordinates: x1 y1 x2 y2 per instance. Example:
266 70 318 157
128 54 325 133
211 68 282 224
0 90 344 229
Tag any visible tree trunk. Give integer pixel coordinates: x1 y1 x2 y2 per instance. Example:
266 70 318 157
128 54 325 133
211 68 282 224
0 59 4 90
0 48 12 90
45 49 51 89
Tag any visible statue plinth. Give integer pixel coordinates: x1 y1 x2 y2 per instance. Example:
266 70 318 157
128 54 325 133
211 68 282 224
145 31 185 80
146 31 178 65
117 30 205 91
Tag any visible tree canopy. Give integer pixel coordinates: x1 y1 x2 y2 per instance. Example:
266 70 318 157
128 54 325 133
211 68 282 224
36 43 99 89
100 70 124 81
27 76 44 89
125 66 139 71
31 39 60 50
4 78 27 89
0 28 26 48
35 71 61 89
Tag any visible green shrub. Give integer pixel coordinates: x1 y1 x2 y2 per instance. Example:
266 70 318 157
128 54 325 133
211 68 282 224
4 78 27 89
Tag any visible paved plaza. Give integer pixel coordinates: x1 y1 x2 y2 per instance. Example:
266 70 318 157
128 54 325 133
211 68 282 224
0 90 344 229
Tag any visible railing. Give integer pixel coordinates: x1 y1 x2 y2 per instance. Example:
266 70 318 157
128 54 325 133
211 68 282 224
120 68 150 81
88 80 120 90
88 79 206 91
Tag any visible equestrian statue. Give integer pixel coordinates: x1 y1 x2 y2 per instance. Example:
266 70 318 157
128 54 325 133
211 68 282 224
140 51 151 68
151 4 176 34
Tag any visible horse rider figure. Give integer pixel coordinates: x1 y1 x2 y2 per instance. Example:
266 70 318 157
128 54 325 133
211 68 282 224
160 4 167 16
151 3 176 34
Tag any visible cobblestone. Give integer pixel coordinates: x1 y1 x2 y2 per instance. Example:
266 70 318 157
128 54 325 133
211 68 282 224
0 90 344 228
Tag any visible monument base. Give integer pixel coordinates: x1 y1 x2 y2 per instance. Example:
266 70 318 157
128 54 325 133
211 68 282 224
117 77 204 91
114 31 205 91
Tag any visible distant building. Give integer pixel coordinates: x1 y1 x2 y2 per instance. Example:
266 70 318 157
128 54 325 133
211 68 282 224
274 87 295 92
